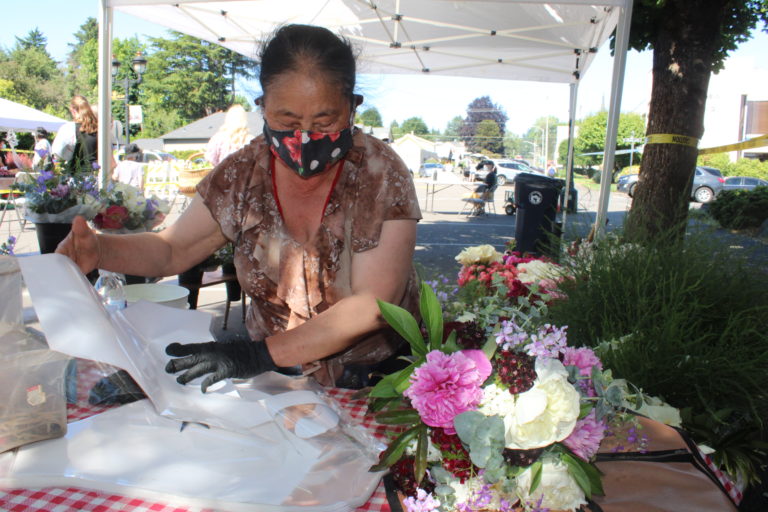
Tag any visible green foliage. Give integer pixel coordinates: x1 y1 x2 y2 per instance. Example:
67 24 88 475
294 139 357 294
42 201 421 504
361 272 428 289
143 31 256 125
546 230 768 482
475 119 503 154
697 153 768 180
573 111 646 170
444 116 463 138
708 186 768 230
0 43 67 114
358 107 383 127
66 18 99 100
460 96 508 153
399 116 429 136
628 1 768 73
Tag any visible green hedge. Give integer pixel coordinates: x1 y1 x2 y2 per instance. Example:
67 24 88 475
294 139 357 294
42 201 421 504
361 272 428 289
708 186 768 230
697 153 768 180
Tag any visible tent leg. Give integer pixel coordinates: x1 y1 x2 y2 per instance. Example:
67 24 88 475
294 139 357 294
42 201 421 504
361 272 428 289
593 0 635 238
97 0 114 190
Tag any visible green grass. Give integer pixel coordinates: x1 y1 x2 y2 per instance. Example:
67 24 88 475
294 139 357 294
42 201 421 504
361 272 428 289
546 229 768 482
573 174 617 192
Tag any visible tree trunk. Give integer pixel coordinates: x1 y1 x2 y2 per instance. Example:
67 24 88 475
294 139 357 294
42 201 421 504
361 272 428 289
624 0 728 242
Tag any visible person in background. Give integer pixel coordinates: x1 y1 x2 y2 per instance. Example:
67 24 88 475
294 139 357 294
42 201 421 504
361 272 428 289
546 160 557 178
471 161 497 215
52 95 99 172
112 143 145 190
32 127 53 171
204 104 252 166
58 24 421 391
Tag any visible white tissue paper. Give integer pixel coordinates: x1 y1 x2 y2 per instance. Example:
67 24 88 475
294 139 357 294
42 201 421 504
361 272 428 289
4 254 383 510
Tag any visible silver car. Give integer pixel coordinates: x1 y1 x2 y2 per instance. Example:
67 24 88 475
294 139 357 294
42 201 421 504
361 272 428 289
616 166 725 203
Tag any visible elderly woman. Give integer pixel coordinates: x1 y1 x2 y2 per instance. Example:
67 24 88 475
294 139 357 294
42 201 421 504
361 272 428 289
58 24 421 390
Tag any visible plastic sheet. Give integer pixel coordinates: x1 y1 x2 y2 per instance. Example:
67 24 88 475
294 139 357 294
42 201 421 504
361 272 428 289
0 256 70 454
12 254 385 510
0 373 384 511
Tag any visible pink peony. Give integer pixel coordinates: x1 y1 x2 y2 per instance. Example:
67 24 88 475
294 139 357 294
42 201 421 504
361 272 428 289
405 350 492 434
563 409 606 461
562 347 602 377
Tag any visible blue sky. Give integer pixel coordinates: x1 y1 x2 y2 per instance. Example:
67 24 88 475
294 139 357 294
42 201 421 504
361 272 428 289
3 0 767 136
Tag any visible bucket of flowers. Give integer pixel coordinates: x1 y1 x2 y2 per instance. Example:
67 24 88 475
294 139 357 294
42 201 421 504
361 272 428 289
93 182 170 234
368 245 643 512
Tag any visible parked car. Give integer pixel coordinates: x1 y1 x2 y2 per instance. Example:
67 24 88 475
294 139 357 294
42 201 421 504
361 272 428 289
474 159 541 186
418 162 444 178
722 176 768 192
616 166 725 203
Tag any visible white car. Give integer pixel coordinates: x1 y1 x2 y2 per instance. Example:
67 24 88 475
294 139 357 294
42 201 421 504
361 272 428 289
476 159 542 186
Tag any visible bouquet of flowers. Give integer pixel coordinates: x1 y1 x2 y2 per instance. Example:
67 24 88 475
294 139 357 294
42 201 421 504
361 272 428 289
11 164 100 223
369 246 640 512
93 182 170 233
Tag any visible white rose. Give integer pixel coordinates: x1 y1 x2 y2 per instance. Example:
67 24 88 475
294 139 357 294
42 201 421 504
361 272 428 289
500 358 580 449
517 260 560 284
516 460 587 511
455 244 502 266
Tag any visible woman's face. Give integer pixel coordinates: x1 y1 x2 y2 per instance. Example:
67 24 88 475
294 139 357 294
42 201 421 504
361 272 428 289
262 71 352 133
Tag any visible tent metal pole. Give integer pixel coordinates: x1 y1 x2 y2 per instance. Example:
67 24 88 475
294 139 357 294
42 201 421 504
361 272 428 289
593 0 634 237
98 0 114 190
561 80 579 233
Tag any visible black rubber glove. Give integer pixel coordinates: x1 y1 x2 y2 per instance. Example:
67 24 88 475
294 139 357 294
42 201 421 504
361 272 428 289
164 340 277 393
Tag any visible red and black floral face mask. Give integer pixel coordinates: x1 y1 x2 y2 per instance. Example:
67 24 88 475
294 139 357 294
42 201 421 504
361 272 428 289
263 123 353 178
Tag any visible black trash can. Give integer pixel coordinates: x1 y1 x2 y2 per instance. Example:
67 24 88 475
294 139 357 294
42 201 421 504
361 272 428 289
514 174 564 257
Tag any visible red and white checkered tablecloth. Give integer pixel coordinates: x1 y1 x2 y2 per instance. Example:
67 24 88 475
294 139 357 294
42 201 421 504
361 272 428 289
0 359 393 512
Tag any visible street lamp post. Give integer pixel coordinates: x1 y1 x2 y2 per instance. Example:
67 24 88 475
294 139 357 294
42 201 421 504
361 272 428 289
111 52 147 147
623 131 644 171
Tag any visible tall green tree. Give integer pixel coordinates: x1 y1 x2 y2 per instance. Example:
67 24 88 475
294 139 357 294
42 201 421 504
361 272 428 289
358 107 383 127
400 116 429 136
444 116 463 138
142 32 256 127
459 96 508 153
66 18 99 99
572 111 646 181
0 31 67 114
624 0 768 240
475 119 503 155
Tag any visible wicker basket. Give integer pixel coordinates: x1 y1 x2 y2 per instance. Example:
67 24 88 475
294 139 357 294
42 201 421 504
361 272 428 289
178 153 213 197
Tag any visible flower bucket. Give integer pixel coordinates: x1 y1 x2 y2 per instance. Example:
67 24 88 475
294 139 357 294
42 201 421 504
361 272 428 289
34 222 71 254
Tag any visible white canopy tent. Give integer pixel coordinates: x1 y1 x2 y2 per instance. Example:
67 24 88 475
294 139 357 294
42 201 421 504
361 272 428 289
0 98 67 133
97 0 634 235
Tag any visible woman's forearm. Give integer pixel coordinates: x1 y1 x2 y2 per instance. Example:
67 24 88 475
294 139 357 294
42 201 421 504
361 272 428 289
264 292 387 367
96 231 178 277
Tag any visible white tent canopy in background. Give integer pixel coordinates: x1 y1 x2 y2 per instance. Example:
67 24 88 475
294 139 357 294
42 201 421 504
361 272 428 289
0 98 67 133
97 0 634 235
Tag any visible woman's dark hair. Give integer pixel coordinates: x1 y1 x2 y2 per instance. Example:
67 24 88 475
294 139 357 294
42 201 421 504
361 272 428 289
259 24 356 100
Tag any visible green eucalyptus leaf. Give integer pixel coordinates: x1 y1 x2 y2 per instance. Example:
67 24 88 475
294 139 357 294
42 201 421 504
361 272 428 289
375 408 421 425
414 425 428 484
604 384 625 405
529 460 543 494
369 425 421 472
454 410 484 445
469 442 491 467
377 299 427 356
419 282 444 351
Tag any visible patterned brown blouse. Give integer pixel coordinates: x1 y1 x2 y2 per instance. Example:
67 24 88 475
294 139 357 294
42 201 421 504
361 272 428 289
197 129 422 384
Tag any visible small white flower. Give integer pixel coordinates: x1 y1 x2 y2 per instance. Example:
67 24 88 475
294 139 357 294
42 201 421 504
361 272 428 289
455 244 503 266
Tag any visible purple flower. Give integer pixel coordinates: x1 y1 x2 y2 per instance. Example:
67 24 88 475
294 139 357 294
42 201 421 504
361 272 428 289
92 161 101 171
403 488 440 512
495 319 529 350
563 409 606 461
39 169 55 181
50 184 70 198
523 324 567 359
404 349 492 434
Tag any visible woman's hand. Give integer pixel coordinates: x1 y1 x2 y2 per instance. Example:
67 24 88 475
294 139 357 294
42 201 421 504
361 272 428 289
56 215 101 274
165 340 277 393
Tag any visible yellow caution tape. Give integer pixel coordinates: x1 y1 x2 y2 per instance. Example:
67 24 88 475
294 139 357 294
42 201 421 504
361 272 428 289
645 133 699 148
698 134 768 155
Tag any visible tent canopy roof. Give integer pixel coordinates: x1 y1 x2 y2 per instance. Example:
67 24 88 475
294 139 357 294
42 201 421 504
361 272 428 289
0 98 67 133
109 0 622 84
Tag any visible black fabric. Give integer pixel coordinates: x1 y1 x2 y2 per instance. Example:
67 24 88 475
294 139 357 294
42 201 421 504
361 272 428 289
88 369 147 405
64 124 97 175
165 339 277 392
